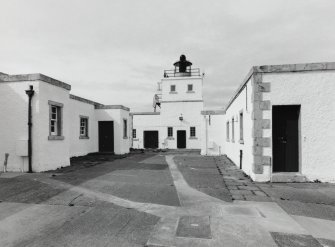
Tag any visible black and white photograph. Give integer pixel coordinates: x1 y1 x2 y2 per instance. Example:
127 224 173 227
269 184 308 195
0 0 335 246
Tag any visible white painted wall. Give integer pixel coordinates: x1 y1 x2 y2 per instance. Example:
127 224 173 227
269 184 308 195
201 114 226 156
224 79 255 178
36 81 71 171
161 76 203 101
132 114 161 149
0 81 38 172
95 109 131 154
264 71 335 182
69 99 98 157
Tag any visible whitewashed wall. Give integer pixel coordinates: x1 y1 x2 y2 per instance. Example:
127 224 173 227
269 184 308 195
0 81 39 172
132 114 161 149
69 99 98 157
264 71 335 182
95 108 130 154
36 81 71 171
201 114 225 156
224 79 255 178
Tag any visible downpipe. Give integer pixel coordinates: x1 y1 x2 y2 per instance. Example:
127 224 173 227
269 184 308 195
25 85 35 173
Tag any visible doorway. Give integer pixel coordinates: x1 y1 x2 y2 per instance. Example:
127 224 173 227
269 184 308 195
98 121 114 152
144 131 159 149
272 105 300 172
177 130 186 149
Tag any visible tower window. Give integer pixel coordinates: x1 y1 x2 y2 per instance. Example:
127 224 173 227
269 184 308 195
170 85 176 92
187 84 193 92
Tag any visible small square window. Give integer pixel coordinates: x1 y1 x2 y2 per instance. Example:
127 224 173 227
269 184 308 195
80 117 89 138
187 84 193 91
132 129 136 138
170 85 176 92
168 127 173 137
190 127 196 137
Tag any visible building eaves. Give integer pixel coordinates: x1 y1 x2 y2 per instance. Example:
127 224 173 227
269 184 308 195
224 61 335 112
70 94 102 106
95 105 130 111
0 73 71 91
130 112 160 116
201 109 225 115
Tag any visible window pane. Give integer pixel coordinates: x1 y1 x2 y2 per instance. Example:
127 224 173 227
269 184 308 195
188 84 193 91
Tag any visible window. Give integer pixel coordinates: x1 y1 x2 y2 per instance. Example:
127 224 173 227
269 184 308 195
167 127 173 137
187 84 193 91
170 85 176 92
190 127 196 137
132 129 136 138
226 121 230 141
232 118 235 142
80 116 89 138
123 119 127 138
48 100 64 140
239 112 244 143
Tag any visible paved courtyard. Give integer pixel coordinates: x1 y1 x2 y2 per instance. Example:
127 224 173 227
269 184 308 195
0 152 334 246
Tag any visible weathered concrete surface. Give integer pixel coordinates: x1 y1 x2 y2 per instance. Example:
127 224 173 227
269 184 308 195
0 152 335 246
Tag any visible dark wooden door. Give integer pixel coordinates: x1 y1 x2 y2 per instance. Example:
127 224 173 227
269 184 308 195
98 121 114 152
272 105 300 172
144 131 159 149
177 130 186 149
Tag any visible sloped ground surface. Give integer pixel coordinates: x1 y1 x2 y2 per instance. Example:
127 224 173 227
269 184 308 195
174 155 232 202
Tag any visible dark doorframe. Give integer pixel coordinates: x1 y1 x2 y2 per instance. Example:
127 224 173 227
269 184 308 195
177 130 186 149
144 131 159 149
272 105 300 172
98 121 114 152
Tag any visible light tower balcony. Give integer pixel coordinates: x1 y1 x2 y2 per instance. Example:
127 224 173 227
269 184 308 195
163 68 201 78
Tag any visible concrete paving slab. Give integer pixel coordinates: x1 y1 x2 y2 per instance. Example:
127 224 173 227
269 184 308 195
210 216 278 247
146 217 179 247
176 216 211 239
292 215 335 241
270 232 323 247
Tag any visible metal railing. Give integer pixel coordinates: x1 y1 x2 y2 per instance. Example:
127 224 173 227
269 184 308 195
163 68 201 78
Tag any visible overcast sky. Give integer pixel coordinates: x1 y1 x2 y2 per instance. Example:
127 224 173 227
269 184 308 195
1 0 335 111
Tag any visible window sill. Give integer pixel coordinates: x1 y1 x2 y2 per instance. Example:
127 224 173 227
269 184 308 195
239 140 244 144
189 137 197 139
48 135 64 140
169 91 177 94
133 138 139 141
79 136 89 139
232 140 235 143
186 91 195 93
167 137 174 140
226 139 230 142
123 136 128 139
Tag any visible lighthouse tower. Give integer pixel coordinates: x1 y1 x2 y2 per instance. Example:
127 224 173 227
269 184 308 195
132 55 204 150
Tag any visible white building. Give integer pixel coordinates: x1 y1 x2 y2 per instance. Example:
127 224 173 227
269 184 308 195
202 62 335 183
0 72 131 172
132 55 204 150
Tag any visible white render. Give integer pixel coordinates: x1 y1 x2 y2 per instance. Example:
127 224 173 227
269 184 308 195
132 72 204 150
217 63 335 183
0 73 130 172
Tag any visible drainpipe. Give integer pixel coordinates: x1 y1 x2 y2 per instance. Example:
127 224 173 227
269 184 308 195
205 115 208 155
25 85 35 173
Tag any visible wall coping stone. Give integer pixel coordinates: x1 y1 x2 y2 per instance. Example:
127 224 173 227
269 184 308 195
0 73 71 90
201 109 225 115
95 105 130 111
225 61 335 112
130 112 160 116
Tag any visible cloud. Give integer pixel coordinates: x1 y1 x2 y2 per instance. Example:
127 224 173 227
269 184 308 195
1 0 335 112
